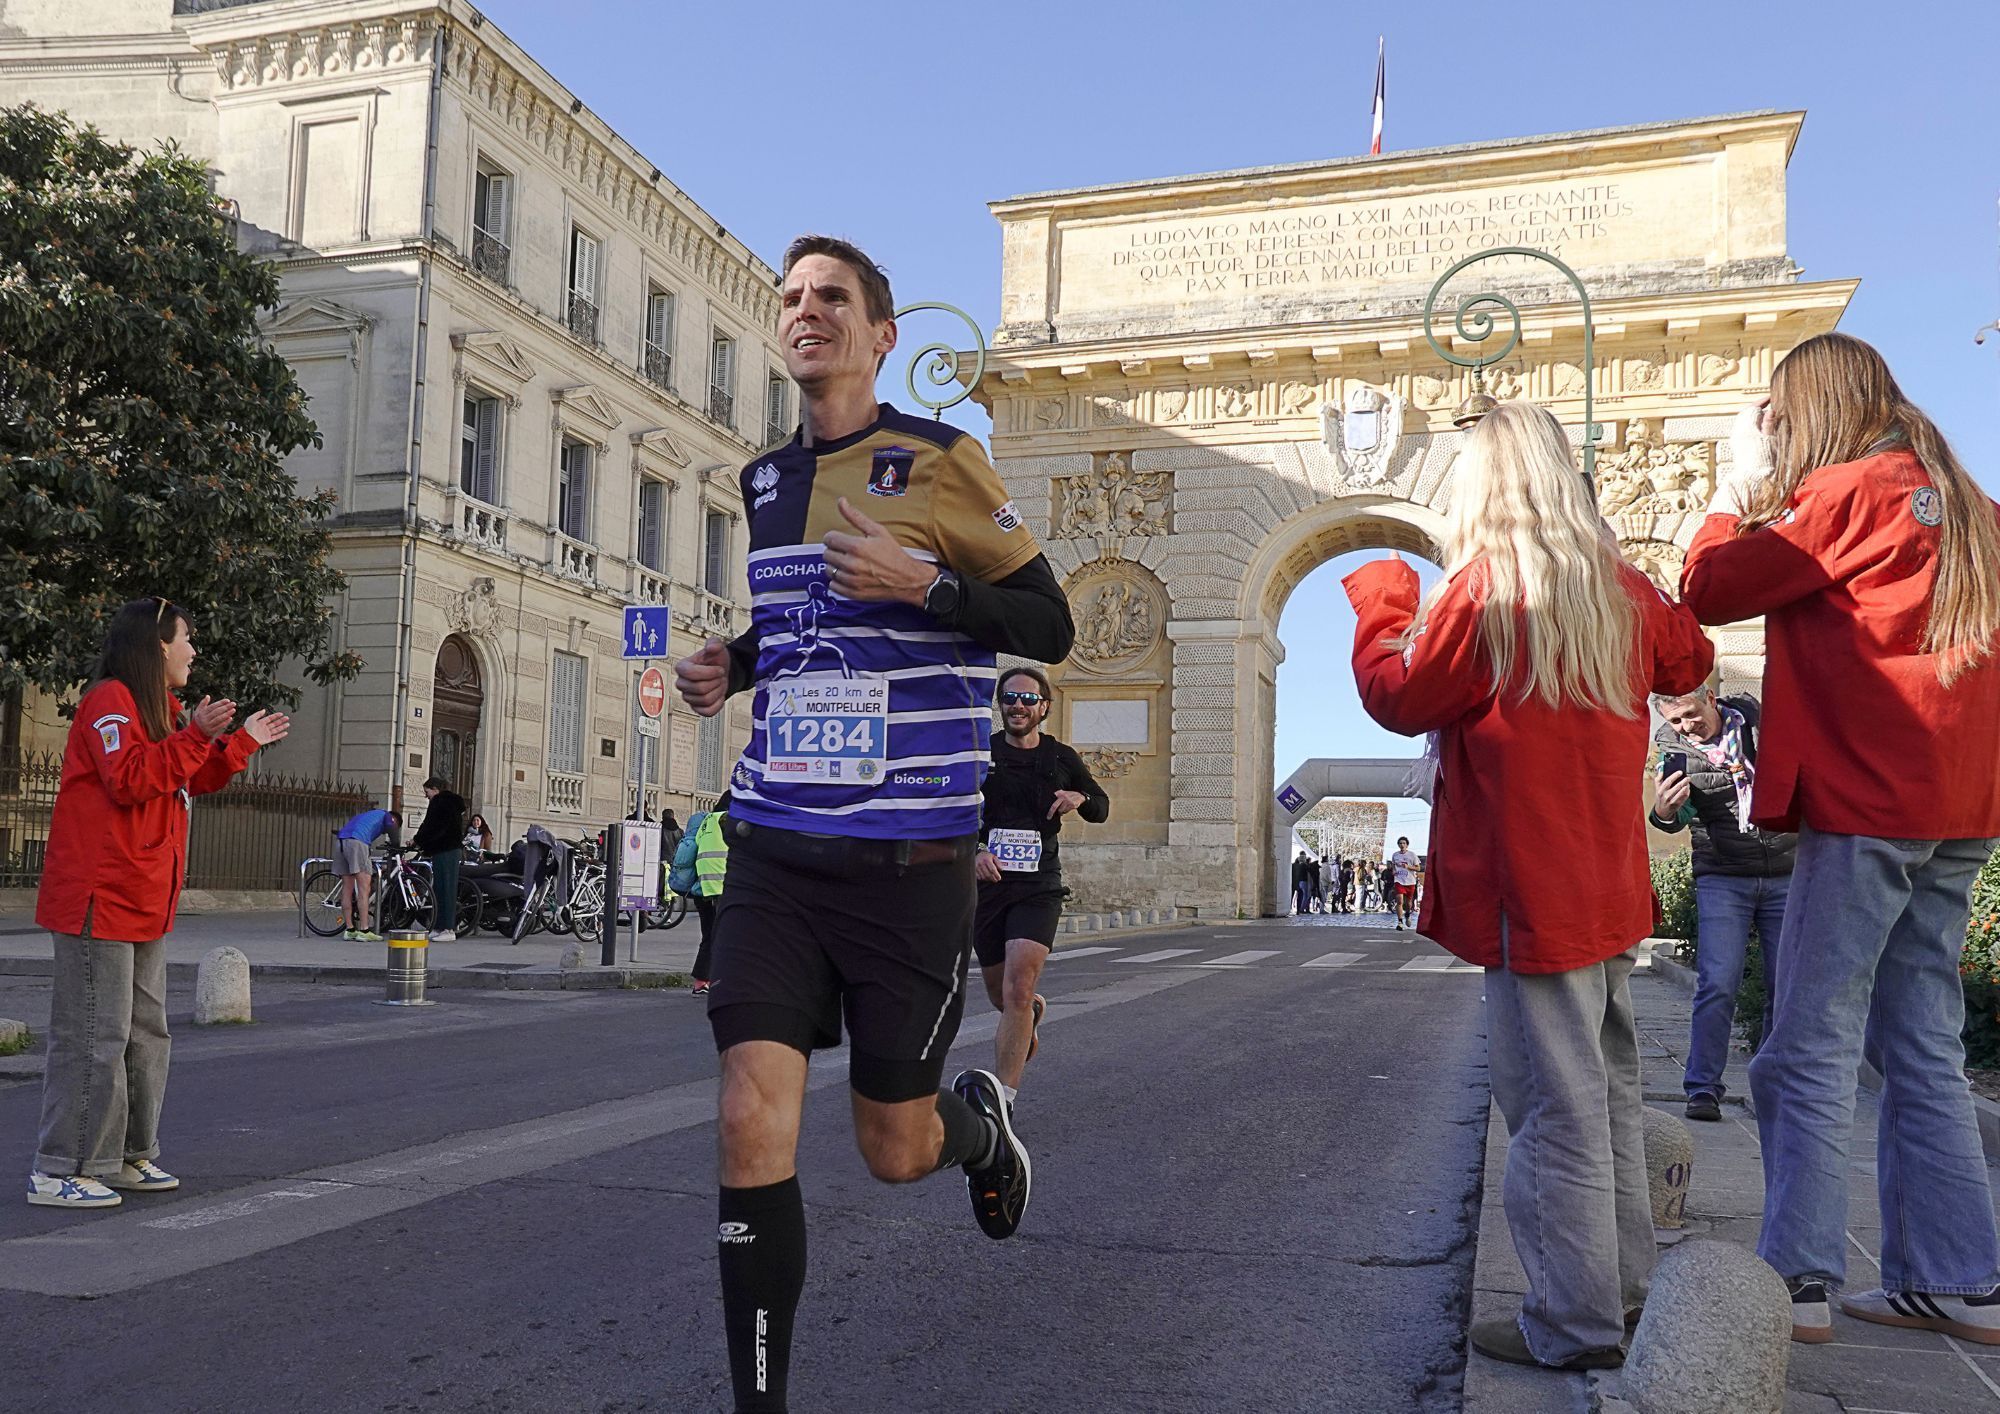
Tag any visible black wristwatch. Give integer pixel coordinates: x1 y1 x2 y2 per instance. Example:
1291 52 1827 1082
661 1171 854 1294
922 568 963 622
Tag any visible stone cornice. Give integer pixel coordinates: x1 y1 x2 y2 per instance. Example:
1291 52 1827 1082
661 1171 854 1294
978 279 1859 387
992 110 1806 217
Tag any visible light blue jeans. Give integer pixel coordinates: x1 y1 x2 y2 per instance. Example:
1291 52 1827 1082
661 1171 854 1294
1750 827 2000 1294
1686 871 1789 1099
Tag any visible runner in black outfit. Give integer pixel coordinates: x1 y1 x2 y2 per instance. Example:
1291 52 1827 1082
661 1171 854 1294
673 236 1074 1414
972 665 1109 1104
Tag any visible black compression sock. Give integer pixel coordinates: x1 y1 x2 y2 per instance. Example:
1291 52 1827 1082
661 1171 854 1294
718 1177 806 1413
933 1088 997 1172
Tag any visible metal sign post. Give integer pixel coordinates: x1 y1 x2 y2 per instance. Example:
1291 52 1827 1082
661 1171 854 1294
618 609 672 966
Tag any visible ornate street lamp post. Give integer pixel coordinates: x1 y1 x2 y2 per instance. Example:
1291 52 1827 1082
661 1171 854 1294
892 302 986 419
1421 247 1600 487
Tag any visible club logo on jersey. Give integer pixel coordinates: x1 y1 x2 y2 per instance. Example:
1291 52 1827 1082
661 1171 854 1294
868 446 915 497
1911 487 1943 527
750 462 780 510
93 713 129 754
991 501 1023 533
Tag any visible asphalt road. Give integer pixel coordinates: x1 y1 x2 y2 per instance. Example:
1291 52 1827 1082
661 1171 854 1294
0 913 1490 1413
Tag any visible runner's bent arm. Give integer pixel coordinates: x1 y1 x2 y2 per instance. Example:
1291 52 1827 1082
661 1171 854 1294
940 554 1074 662
724 626 761 697
1057 741 1111 824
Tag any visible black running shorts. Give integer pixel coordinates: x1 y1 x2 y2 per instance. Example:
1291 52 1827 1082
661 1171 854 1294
973 875 1065 968
706 825 976 1104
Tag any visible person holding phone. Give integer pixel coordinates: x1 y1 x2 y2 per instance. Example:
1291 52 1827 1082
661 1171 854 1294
1648 685 1794 1122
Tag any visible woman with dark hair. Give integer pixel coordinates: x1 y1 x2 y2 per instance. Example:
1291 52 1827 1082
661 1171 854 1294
411 775 467 943
462 812 495 857
1683 333 2000 1345
28 597 289 1209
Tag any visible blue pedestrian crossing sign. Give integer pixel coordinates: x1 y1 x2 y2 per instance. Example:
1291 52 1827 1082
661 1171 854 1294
622 606 672 660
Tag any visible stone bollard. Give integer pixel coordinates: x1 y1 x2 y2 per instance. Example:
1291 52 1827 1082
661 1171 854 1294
1641 1105 1694 1229
0 1017 29 1055
558 941 585 970
193 947 252 1025
1619 1239 1790 1413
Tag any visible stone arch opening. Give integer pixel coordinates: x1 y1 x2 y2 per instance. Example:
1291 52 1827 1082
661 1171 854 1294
430 633 485 811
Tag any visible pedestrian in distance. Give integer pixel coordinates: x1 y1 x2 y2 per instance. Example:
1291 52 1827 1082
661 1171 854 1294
1389 836 1422 930
335 803 402 941
462 811 494 857
671 234 1075 1413
1307 853 1324 913
972 665 1109 1106
411 775 465 943
1292 850 1312 915
682 792 731 996
27 597 291 1209
1649 684 1794 1123
1682 332 2000 1347
1346 400 1714 1372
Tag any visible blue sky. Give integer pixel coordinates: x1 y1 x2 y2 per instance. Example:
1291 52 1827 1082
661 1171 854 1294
478 0 2000 853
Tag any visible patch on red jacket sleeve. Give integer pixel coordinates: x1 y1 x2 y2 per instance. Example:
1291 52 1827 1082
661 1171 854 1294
93 713 130 753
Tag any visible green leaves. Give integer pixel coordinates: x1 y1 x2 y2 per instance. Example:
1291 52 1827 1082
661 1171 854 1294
0 105 359 711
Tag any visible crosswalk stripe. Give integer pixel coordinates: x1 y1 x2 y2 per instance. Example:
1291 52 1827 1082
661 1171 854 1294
1396 956 1482 974
1195 950 1281 967
1118 948 1199 964
1048 946 1120 961
1303 951 1365 968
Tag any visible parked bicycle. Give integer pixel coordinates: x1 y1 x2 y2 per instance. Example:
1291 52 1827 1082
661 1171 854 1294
300 846 433 938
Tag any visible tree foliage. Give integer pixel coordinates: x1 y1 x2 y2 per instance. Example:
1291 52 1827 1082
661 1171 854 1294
0 103 360 711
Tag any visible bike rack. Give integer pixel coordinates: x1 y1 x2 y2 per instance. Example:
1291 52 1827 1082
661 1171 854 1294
297 855 333 938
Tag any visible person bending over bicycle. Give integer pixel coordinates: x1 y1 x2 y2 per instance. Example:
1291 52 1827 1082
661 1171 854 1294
334 806 401 941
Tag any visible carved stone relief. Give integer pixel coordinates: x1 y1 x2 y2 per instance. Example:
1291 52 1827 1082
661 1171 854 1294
1215 383 1254 419
1034 396 1067 430
445 576 503 637
1053 452 1172 539
1318 384 1406 486
1155 388 1190 423
1412 374 1452 410
1066 563 1166 672
1697 353 1740 387
1625 357 1664 392
1078 748 1141 781
1090 393 1133 427
1594 419 1714 519
1622 539 1687 594
1279 380 1319 415
1552 362 1587 398
1485 366 1523 401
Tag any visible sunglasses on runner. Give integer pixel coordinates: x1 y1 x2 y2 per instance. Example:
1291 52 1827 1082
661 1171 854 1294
999 691 1044 706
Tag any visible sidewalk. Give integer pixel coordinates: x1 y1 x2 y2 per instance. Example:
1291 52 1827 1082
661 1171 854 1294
1466 950 2000 1413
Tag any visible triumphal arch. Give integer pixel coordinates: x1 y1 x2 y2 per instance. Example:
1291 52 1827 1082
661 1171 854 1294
971 111 1854 918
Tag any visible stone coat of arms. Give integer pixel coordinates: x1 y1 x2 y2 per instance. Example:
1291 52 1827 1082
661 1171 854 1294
1318 385 1406 486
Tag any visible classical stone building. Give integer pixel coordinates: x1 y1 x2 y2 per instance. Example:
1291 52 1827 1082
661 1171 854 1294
0 0 781 832
974 111 1854 918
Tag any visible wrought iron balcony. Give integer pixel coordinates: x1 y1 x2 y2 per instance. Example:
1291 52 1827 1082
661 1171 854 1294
566 293 599 346
708 385 734 427
643 343 673 392
469 227 510 285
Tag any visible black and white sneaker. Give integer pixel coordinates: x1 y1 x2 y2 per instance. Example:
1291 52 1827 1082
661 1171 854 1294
953 1067 1030 1240
1841 1286 2000 1345
1788 1278 1832 1344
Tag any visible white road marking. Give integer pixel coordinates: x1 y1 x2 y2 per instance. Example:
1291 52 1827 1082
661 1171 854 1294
1047 946 1120 961
1397 956 1482 974
1302 951 1365 968
1117 948 1199 964
0 968 1209 1298
1193 950 1280 967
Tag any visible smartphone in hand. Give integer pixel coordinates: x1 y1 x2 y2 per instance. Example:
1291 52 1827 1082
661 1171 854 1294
1659 750 1689 779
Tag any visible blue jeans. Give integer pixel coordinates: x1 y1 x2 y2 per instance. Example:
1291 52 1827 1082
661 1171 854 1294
1685 872 1789 1099
1750 827 2000 1294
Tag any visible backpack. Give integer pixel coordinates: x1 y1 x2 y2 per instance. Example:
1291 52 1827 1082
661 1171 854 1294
667 812 705 895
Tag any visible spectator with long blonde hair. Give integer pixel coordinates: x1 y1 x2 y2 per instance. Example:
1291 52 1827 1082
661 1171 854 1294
1683 332 2000 1346
1346 400 1712 1372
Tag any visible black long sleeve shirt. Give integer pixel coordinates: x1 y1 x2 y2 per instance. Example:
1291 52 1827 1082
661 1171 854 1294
977 731 1110 879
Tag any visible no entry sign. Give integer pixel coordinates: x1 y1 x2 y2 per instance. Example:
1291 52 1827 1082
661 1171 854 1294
637 666 667 719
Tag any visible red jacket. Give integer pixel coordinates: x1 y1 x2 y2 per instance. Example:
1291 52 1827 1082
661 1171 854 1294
1681 448 2000 839
1345 557 1713 974
35 679 261 943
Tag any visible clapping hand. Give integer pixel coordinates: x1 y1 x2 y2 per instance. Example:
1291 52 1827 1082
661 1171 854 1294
241 709 291 747
189 696 236 737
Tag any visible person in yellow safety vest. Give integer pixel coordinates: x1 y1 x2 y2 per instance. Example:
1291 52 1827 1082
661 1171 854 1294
689 791 731 997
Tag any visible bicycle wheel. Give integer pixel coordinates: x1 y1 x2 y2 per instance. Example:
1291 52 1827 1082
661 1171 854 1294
455 878 484 935
301 869 347 937
570 876 604 946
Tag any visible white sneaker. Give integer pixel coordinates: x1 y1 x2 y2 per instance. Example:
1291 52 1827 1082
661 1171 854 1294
1841 1286 2000 1345
1788 1278 1832 1344
102 1159 179 1193
26 1172 122 1208
426 929 456 943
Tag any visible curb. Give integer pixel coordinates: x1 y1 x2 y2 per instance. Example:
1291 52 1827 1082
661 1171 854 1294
1647 940 2000 1164
0 955 686 993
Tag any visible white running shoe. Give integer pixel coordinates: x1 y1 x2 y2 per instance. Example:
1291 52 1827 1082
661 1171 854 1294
26 1173 122 1208
102 1159 179 1193
427 929 457 943
1841 1286 2000 1345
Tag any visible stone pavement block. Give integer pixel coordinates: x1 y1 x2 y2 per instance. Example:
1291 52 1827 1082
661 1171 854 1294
1782 1341 2000 1413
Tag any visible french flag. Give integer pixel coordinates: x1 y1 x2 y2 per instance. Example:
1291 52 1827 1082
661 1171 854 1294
1370 38 1385 155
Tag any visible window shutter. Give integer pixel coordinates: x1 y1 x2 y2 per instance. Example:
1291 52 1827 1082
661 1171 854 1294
571 230 598 300
481 172 510 238
766 374 787 438
574 444 592 540
648 291 673 348
550 652 585 774
705 511 728 594
639 480 664 570
473 397 500 503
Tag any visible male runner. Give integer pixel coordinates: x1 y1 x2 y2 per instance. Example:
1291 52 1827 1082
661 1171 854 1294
1390 836 1423 930
674 235 1074 1414
972 665 1109 1105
